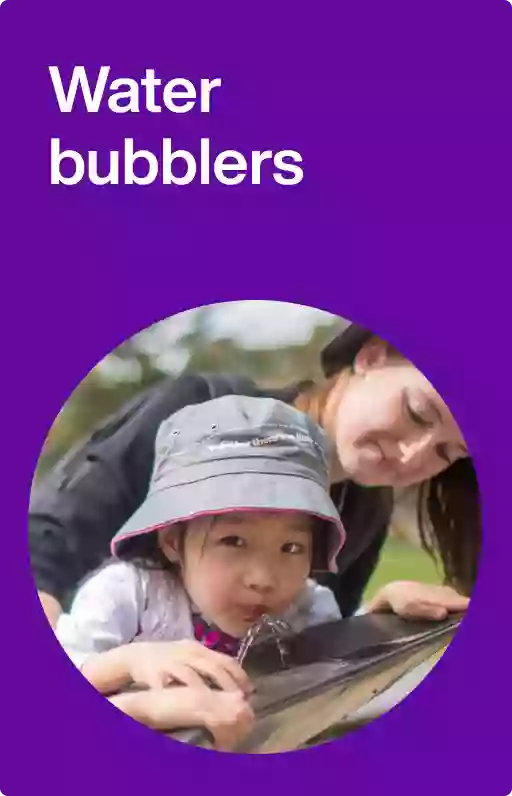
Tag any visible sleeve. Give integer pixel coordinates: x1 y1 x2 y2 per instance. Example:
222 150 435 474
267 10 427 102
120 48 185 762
305 579 343 625
28 373 214 608
55 562 145 670
285 579 342 633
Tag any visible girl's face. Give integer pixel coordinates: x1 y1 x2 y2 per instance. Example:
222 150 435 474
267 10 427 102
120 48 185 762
160 511 313 637
326 341 468 489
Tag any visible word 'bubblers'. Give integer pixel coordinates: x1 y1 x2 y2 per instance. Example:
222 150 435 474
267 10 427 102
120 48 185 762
51 138 303 186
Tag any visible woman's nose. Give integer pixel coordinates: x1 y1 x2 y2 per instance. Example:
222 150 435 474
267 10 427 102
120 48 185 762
397 431 435 465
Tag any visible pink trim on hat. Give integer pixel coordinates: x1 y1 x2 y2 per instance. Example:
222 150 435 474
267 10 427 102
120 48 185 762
112 506 346 573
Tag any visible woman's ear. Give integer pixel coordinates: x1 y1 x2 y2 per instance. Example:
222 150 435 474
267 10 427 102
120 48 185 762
353 338 389 375
158 527 182 563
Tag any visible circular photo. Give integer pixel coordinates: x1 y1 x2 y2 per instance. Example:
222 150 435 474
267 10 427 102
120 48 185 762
28 300 480 753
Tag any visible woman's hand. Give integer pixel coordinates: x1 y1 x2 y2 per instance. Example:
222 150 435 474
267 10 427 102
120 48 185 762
365 581 469 620
109 686 255 751
125 640 253 695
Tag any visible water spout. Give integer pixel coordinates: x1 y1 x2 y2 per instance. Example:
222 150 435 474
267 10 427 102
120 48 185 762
237 615 292 668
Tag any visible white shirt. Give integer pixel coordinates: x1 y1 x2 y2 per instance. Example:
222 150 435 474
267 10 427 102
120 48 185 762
56 561 342 669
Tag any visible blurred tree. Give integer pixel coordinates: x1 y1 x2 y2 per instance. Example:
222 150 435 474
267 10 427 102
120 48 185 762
37 308 342 476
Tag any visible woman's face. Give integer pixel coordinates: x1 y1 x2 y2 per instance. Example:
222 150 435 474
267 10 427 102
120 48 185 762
328 342 468 488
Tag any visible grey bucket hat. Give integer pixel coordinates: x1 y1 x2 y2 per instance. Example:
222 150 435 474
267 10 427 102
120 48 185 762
111 394 346 572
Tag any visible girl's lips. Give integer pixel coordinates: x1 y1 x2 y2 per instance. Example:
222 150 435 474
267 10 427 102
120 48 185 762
241 605 268 621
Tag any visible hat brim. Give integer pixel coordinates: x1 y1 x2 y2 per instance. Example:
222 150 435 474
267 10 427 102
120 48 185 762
112 471 345 573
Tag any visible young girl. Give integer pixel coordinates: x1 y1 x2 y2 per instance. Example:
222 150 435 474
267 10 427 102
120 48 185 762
56 395 347 750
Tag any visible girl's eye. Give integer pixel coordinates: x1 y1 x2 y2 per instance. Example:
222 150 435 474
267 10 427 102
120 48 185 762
218 535 245 548
281 542 306 555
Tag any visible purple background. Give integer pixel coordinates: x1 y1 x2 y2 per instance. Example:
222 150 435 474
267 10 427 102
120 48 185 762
0 0 511 793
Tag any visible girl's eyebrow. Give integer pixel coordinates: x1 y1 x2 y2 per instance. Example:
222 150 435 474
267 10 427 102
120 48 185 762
213 512 316 529
289 523 315 533
215 514 245 525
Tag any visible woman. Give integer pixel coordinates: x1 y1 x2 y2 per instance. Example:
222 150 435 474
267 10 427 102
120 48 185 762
29 322 479 628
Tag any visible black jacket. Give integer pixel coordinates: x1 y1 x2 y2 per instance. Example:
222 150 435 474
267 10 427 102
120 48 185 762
29 371 393 617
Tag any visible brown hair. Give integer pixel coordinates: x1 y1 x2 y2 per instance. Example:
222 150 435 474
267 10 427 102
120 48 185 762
419 458 480 595
297 327 481 596
118 522 187 571
293 376 339 426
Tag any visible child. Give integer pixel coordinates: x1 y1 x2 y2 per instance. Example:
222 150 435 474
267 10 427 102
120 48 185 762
56 395 346 750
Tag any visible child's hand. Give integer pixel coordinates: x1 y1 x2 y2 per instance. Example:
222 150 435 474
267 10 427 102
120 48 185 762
365 581 470 621
193 688 255 751
110 686 255 751
126 639 253 695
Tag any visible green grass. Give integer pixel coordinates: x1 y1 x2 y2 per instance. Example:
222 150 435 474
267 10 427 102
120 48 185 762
363 537 443 601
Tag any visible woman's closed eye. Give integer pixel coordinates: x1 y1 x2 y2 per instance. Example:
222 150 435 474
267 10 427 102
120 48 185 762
404 393 431 428
408 405 452 465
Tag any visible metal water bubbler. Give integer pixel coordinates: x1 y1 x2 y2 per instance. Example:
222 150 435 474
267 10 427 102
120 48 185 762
237 614 292 668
